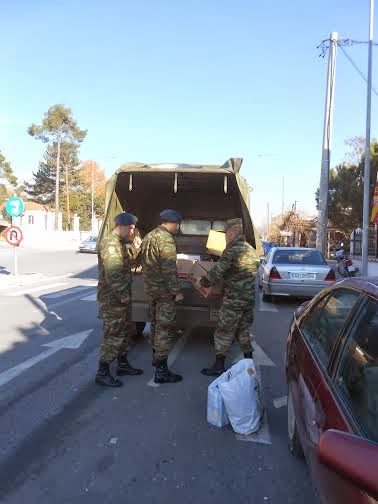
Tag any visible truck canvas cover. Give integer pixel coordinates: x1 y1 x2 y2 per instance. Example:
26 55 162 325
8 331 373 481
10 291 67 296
99 158 262 256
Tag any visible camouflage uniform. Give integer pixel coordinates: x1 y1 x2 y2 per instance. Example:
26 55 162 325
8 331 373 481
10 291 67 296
140 226 180 361
97 231 139 363
204 234 259 356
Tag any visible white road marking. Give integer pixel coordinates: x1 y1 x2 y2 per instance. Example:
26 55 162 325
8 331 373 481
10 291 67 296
147 377 160 388
9 282 68 296
0 273 74 293
0 330 93 387
81 293 97 302
43 286 94 299
235 411 272 445
273 395 288 409
147 330 189 388
32 289 98 312
232 343 276 368
257 301 279 313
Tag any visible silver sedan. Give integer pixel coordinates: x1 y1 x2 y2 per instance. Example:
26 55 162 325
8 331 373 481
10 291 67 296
258 247 336 301
78 235 98 253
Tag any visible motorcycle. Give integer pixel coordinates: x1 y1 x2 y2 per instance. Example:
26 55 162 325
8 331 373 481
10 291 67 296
335 245 359 278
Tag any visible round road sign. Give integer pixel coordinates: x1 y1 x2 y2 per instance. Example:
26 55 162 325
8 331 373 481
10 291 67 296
5 196 25 218
5 226 23 247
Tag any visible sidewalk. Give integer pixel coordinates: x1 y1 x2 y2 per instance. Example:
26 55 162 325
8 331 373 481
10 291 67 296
0 272 45 291
352 259 378 277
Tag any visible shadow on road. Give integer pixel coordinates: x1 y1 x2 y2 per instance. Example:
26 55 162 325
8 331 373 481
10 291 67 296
71 264 98 281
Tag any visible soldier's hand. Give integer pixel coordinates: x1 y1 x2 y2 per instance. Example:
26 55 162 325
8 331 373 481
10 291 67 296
120 297 130 304
200 276 211 288
133 236 142 249
175 293 184 303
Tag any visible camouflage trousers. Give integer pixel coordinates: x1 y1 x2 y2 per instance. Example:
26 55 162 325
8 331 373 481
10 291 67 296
214 298 254 356
148 296 176 361
98 302 133 364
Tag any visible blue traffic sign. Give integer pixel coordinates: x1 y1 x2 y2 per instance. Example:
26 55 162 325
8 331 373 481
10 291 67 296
5 196 24 218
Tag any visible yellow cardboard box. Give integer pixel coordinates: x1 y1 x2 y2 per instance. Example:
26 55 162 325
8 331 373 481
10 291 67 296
206 230 226 257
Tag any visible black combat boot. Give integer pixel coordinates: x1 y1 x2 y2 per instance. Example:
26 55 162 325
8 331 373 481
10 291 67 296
117 354 143 376
152 349 156 367
201 355 225 377
154 359 183 384
244 351 254 359
95 362 123 387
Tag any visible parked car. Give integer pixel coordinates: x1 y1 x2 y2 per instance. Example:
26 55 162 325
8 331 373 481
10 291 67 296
258 247 336 301
78 235 97 253
286 277 378 503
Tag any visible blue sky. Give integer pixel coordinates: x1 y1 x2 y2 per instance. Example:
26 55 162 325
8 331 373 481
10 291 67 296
1 0 377 226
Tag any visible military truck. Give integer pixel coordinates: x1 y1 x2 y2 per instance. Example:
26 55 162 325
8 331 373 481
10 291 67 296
98 158 262 329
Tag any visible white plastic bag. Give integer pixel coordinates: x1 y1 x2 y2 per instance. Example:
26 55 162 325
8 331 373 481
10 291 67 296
207 372 230 428
218 358 264 435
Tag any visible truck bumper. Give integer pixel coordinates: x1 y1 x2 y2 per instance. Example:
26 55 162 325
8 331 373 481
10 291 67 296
131 302 219 328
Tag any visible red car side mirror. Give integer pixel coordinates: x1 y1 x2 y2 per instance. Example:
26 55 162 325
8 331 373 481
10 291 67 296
318 430 378 499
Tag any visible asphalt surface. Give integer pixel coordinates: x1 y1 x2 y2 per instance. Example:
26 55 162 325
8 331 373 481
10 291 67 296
0 246 319 504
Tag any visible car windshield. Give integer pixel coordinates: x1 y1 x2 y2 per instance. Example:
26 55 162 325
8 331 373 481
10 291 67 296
273 249 326 266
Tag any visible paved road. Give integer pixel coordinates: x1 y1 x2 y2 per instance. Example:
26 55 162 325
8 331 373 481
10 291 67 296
0 248 318 503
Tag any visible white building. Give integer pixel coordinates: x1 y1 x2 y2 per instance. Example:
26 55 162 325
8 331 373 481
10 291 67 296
13 202 63 232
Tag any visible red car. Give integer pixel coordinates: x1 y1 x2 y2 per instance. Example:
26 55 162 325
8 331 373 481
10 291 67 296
286 277 378 503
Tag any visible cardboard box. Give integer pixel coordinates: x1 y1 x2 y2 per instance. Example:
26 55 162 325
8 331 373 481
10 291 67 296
188 261 223 299
206 230 226 257
177 257 195 279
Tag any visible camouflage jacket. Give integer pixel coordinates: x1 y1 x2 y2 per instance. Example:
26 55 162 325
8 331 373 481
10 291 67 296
97 231 138 306
140 226 180 298
205 235 259 304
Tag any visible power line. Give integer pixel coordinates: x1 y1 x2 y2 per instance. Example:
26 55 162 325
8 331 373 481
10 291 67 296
317 37 378 97
339 45 378 96
317 37 378 58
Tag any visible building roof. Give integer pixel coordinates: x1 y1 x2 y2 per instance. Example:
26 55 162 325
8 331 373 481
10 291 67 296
23 201 52 211
0 201 52 212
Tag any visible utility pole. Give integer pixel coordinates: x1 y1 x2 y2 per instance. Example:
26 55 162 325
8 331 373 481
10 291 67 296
266 202 270 239
65 163 71 230
91 160 95 233
292 200 299 246
316 32 338 255
281 176 285 217
362 0 374 276
55 140 61 231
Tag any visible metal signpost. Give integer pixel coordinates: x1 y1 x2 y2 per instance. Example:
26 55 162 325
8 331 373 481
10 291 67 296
5 196 25 275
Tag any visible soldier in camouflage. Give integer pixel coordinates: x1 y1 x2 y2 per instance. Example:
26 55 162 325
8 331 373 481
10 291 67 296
95 212 143 387
140 209 184 384
200 218 260 376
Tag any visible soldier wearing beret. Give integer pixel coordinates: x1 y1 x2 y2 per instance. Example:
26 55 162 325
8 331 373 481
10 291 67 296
200 218 260 376
140 209 184 384
95 212 143 387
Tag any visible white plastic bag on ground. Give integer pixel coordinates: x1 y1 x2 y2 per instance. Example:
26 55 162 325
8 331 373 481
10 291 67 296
207 372 230 428
218 358 264 435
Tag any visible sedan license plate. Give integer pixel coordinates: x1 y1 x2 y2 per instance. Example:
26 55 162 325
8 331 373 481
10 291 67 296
290 272 316 280
209 309 219 321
